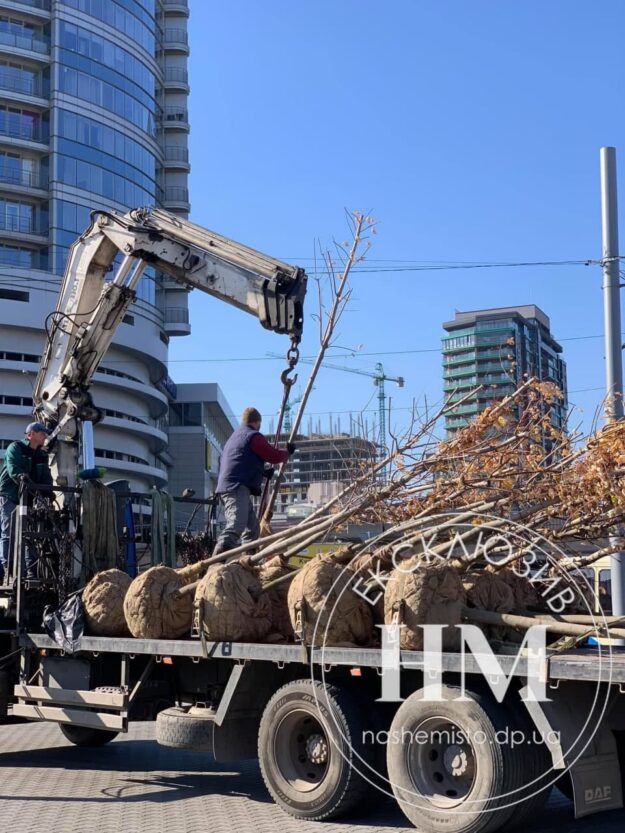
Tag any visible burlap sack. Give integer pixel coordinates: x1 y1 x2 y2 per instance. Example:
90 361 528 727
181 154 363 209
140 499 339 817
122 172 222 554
384 560 465 650
256 556 294 642
495 567 540 611
124 561 207 639
464 570 515 642
83 568 132 636
464 570 515 612
194 559 273 643
287 555 373 647
348 551 391 628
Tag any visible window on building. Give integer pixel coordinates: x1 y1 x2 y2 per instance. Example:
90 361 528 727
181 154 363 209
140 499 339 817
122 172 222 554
599 569 612 614
170 402 203 428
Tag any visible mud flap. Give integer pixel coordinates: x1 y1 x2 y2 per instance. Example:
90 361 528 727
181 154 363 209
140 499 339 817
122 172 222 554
520 681 624 818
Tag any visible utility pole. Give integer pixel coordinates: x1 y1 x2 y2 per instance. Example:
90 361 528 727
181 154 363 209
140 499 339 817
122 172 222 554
600 146 625 621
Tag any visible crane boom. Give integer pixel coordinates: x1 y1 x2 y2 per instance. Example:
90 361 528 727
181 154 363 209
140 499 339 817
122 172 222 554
304 357 403 386
34 207 307 485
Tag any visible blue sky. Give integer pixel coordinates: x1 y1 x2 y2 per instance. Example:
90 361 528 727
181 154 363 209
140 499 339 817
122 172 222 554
170 0 625 439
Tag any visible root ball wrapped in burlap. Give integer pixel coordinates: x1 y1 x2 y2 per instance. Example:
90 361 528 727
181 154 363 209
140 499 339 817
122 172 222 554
83 568 132 636
287 555 373 647
384 561 465 651
256 556 294 642
495 567 540 611
464 570 515 642
464 570 514 612
124 561 207 639
194 559 273 642
348 551 392 628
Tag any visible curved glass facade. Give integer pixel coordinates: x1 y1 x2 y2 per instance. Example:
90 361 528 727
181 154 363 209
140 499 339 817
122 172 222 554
50 1 165 302
61 0 157 55
0 0 191 490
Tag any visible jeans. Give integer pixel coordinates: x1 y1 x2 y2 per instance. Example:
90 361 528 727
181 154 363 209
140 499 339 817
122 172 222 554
0 496 16 581
0 495 35 581
213 485 260 555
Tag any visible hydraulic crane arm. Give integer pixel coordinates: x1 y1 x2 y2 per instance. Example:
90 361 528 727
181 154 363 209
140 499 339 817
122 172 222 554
33 207 307 484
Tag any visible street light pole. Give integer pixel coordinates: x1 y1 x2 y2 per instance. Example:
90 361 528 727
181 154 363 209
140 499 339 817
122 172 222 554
600 146 625 620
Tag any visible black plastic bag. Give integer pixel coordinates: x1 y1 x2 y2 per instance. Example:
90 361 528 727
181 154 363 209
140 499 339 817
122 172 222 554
42 594 84 654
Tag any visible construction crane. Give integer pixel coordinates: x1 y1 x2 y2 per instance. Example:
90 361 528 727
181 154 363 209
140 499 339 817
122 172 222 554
270 353 404 457
283 389 308 435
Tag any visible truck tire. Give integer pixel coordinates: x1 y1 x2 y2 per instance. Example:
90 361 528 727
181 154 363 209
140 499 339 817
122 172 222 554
506 715 552 829
59 724 119 747
258 679 375 821
386 685 525 833
616 730 625 792
155 705 215 751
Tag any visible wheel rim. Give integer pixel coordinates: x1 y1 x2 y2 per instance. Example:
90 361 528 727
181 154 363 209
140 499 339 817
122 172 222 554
405 716 477 808
273 708 330 792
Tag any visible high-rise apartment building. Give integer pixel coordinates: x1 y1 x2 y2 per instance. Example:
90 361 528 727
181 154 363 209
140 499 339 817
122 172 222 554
442 305 568 434
0 0 190 490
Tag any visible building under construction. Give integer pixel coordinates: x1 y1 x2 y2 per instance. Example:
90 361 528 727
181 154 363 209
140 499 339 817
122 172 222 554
266 432 378 515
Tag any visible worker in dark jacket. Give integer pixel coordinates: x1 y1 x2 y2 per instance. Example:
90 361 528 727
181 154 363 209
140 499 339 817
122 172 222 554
0 421 53 579
213 407 295 555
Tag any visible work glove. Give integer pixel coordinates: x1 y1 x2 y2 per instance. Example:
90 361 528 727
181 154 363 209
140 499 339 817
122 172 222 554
286 442 296 456
263 466 275 479
17 474 31 494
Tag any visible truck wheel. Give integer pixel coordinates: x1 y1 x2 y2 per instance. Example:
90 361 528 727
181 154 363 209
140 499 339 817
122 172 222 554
386 686 524 833
616 730 625 791
59 724 119 747
506 717 552 829
155 705 214 751
258 679 375 821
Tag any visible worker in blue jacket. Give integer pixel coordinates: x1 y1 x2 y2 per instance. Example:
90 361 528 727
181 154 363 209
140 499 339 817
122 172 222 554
213 407 295 555
0 421 53 580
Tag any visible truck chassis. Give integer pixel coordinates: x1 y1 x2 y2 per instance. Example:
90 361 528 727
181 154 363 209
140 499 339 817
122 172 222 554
2 628 624 833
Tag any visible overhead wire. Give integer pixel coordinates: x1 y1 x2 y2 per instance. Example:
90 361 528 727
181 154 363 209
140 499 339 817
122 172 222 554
152 331 618 364
0 255 618 288
0 252 615 419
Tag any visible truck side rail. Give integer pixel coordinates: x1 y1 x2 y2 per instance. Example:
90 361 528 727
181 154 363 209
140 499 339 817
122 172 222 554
18 632 625 684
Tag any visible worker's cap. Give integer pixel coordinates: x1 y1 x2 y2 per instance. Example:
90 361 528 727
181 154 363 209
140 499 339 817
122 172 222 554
242 407 262 425
25 422 51 435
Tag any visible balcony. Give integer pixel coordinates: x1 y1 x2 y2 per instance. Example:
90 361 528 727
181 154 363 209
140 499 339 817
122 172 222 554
444 378 478 393
160 106 189 131
0 165 47 193
447 403 478 416
162 185 189 212
0 214 47 243
163 66 189 92
162 28 189 53
445 417 472 431
445 363 477 378
5 0 50 10
163 305 190 336
162 0 189 16
477 348 514 361
163 144 189 170
476 361 513 374
478 373 515 386
0 29 50 58
0 69 44 99
0 119 47 145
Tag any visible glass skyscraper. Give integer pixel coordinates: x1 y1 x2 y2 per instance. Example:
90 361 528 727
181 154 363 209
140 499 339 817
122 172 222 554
442 305 568 435
0 0 190 490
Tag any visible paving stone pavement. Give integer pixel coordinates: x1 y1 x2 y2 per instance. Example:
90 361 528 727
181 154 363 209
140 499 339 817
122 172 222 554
0 721 622 833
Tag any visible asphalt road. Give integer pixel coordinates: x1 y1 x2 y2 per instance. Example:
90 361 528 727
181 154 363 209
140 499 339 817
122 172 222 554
0 721 623 833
